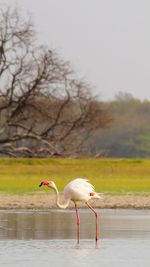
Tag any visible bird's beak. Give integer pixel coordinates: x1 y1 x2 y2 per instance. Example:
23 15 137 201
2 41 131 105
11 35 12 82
39 182 43 187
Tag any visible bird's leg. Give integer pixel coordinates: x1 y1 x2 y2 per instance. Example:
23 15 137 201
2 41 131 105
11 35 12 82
75 203 80 246
85 202 99 246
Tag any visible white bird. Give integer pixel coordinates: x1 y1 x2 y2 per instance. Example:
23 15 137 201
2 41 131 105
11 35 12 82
39 178 101 246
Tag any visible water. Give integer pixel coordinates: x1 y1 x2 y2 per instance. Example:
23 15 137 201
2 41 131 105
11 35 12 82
0 209 150 266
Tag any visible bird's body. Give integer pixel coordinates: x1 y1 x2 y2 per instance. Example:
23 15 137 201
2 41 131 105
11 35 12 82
39 178 101 246
63 178 100 203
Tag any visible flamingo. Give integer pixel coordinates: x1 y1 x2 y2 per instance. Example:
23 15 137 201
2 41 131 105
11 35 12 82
39 178 101 246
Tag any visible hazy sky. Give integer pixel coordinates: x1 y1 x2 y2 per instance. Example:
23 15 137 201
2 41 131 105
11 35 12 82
1 0 150 100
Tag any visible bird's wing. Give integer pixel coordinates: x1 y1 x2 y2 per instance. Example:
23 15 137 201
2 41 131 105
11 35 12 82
68 178 94 191
64 178 95 201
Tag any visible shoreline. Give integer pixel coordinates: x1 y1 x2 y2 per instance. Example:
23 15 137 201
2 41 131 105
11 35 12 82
0 193 150 209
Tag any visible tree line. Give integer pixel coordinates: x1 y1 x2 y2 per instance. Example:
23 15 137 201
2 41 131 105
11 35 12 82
91 92 150 158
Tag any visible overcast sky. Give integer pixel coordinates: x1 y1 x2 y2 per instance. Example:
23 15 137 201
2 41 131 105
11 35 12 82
1 0 150 100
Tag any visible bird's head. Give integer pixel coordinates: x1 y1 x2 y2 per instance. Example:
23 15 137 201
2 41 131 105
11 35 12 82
39 180 57 190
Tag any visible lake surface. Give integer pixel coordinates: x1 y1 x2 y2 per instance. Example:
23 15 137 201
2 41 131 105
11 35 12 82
0 209 150 266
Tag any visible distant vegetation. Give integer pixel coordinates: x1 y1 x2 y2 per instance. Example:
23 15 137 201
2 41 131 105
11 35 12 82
91 92 150 158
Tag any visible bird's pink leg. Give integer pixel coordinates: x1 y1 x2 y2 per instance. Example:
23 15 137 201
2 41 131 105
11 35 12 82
85 202 99 246
75 203 80 246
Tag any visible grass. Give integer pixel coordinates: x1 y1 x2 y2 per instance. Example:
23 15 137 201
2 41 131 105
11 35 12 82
0 158 149 195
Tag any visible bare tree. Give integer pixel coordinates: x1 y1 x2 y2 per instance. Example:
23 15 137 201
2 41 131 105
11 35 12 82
0 6 110 157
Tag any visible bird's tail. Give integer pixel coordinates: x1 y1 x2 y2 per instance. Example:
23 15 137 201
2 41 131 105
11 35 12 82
93 192 103 199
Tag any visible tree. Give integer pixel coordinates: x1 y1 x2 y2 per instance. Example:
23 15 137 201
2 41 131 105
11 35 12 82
0 6 109 157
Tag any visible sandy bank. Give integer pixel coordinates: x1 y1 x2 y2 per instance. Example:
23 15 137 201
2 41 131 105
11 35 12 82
0 193 150 209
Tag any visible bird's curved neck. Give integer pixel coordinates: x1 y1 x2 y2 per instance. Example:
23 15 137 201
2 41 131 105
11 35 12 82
53 186 70 209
